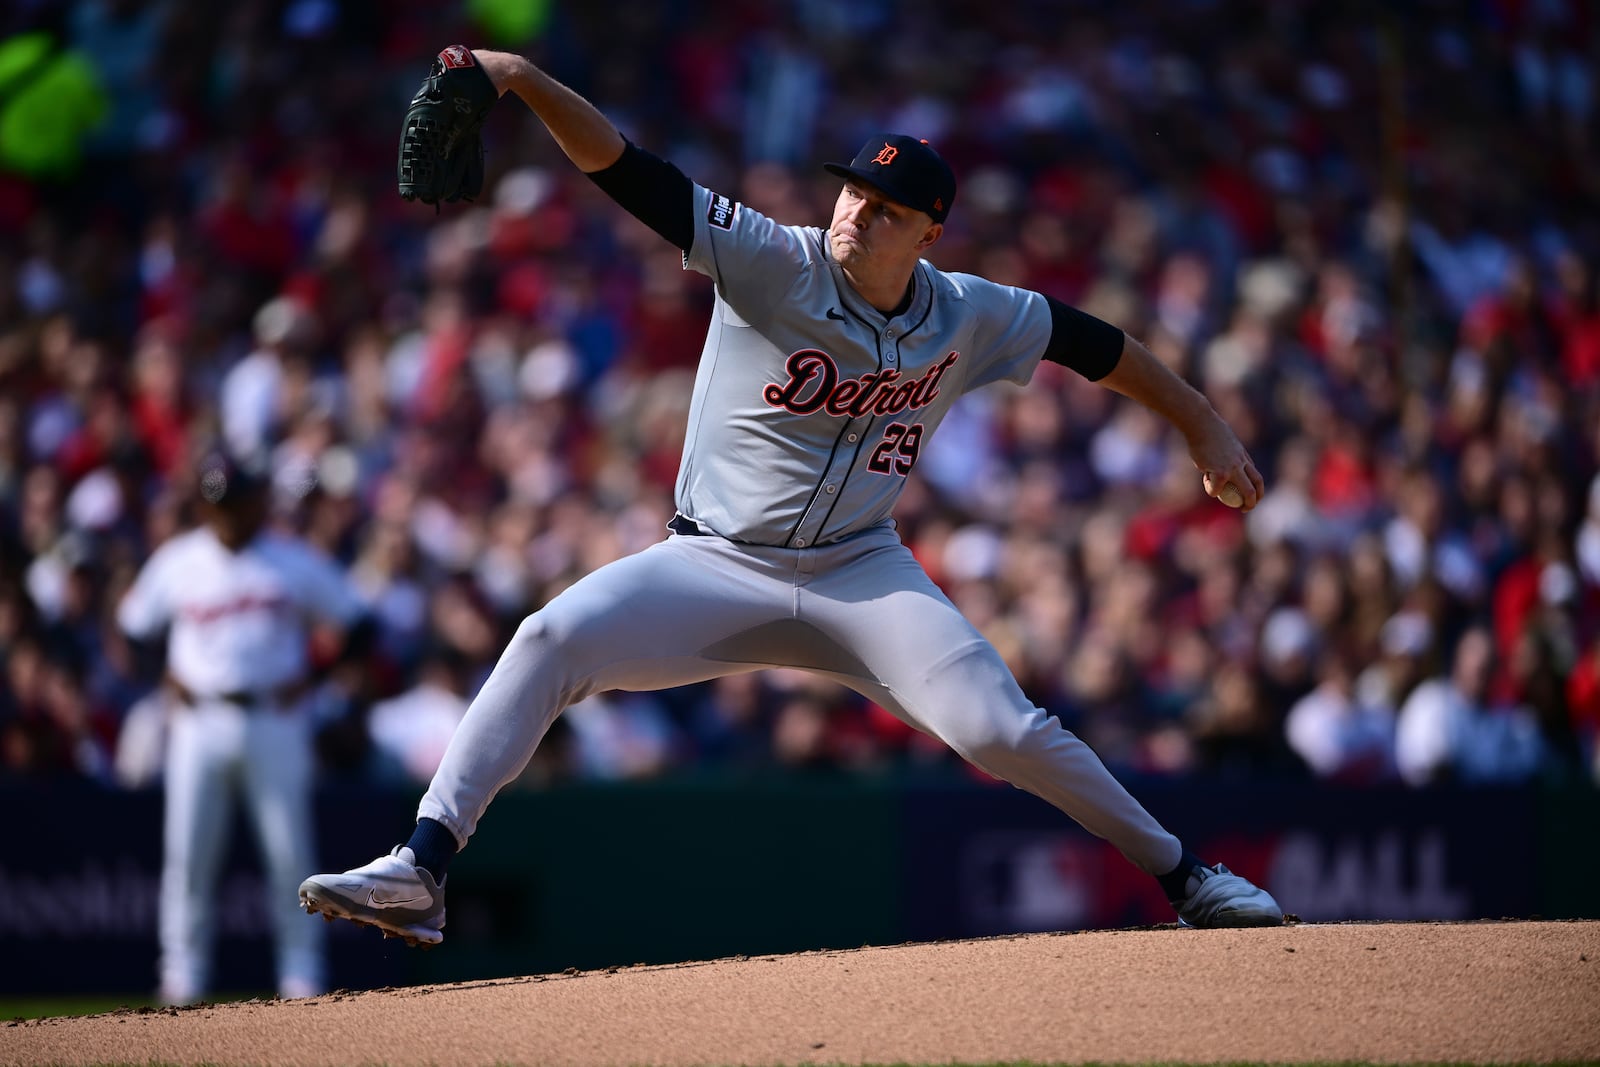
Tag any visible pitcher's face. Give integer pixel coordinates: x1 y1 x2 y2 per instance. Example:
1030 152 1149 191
828 181 940 271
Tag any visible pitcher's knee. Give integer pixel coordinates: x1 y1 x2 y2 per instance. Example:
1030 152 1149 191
510 610 553 647
508 611 584 667
504 610 600 704
511 596 621 655
944 711 1045 771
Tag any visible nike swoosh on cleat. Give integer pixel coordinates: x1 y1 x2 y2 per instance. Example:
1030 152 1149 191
367 888 428 908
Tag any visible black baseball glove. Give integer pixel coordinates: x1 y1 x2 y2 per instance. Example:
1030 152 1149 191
397 45 499 208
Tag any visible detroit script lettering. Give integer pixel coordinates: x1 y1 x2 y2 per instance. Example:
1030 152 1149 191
763 349 960 418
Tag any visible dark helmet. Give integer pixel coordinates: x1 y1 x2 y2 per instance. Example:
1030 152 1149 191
197 449 270 506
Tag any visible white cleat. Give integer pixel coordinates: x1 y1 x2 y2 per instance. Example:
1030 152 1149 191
298 846 446 948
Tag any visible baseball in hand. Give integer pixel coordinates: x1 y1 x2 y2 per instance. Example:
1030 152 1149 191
1204 473 1246 508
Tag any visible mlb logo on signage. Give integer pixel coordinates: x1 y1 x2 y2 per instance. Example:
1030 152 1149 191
962 832 1104 932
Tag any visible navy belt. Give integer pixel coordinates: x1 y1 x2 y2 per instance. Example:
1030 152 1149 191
218 689 274 707
668 513 710 536
169 678 307 710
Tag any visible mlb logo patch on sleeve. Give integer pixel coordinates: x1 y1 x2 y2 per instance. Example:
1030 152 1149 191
707 193 737 230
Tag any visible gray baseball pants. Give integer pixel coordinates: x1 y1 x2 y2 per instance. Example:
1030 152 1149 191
419 525 1183 874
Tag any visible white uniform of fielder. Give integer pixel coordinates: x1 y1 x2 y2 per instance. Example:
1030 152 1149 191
119 465 364 1003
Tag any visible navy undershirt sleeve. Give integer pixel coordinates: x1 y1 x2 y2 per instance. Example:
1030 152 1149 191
1041 295 1125 381
584 140 696 253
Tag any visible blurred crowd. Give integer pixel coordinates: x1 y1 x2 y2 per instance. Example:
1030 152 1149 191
1 0 1598 792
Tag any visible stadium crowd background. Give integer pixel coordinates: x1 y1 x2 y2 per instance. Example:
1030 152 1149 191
1 0 1597 793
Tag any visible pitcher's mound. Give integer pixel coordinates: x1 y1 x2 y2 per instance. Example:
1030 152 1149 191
7 920 1598 1066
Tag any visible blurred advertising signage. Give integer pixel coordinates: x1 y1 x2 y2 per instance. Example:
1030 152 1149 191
959 827 1473 933
919 780 1540 936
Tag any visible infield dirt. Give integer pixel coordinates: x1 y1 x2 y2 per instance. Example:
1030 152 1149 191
5 919 1598 1066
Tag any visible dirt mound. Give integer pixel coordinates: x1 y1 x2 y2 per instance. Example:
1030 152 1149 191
6 920 1597 1066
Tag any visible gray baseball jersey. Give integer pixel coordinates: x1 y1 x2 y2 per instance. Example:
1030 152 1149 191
677 185 1052 547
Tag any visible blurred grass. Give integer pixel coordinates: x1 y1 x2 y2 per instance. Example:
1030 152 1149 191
0 990 271 1020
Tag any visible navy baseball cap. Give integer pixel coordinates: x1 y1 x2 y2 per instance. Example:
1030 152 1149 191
197 449 269 505
824 134 956 223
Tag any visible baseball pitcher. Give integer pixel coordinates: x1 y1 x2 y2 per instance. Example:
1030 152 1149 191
300 47 1282 947
120 451 370 1002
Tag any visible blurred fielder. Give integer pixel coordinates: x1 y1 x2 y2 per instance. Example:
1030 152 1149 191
120 451 370 1002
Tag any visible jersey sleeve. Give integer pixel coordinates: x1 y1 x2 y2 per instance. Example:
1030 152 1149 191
117 546 176 640
287 543 366 627
951 273 1057 391
683 183 809 329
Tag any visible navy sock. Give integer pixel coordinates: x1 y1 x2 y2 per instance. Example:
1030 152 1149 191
405 817 458 883
1156 848 1206 903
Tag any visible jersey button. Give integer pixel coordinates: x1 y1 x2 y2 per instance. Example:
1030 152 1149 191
847 433 858 442
825 484 836 494
795 538 808 547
